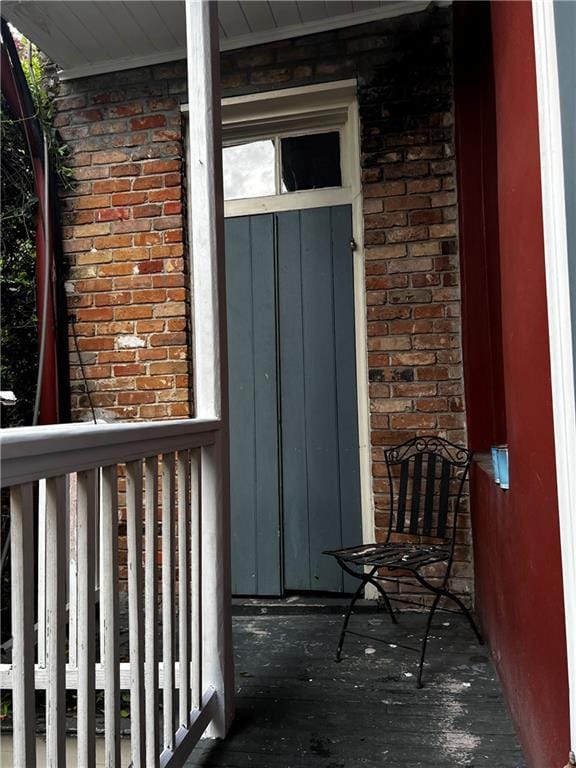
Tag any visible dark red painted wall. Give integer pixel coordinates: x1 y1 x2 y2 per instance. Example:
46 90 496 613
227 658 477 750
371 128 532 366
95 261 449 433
454 2 506 451
455 2 570 766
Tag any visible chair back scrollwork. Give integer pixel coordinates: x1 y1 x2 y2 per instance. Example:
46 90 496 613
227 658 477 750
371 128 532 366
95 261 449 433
384 436 473 542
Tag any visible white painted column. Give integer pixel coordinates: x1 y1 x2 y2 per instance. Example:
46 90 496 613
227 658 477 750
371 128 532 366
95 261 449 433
186 0 223 421
185 0 234 738
533 1 576 763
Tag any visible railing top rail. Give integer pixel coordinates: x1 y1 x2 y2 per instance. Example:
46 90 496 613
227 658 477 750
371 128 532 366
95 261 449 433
0 418 221 487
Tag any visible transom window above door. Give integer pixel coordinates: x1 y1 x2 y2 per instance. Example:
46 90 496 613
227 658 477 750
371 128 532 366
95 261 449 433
223 130 343 201
217 80 359 216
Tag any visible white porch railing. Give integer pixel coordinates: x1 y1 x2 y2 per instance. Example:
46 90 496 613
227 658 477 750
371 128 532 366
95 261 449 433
0 417 233 767
2 1 232 764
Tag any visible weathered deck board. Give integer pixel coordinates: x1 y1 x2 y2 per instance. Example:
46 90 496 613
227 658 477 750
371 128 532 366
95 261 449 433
186 611 525 768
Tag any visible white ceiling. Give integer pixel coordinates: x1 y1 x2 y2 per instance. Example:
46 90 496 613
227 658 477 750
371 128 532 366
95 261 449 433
2 0 434 80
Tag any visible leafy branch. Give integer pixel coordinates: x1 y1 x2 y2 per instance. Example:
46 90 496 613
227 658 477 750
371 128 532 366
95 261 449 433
0 35 72 427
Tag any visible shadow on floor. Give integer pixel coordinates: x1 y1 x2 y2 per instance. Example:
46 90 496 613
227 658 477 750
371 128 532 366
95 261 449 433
187 610 525 768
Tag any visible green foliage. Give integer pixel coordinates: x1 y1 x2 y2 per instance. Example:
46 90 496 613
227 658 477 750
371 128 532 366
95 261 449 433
20 47 74 189
0 692 11 720
120 692 131 718
0 95 38 427
0 37 70 427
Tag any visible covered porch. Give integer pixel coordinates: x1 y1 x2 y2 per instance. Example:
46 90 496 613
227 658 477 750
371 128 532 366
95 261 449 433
1 1 574 767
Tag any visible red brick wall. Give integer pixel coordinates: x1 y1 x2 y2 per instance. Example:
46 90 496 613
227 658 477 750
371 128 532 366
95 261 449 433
56 83 190 422
56 5 471 603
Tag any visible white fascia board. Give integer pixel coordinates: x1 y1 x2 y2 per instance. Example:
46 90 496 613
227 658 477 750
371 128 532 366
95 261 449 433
217 1 433 53
532 0 576 761
57 47 187 82
57 0 436 81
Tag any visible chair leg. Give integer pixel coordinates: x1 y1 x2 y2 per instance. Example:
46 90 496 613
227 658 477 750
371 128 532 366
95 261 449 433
336 579 365 662
445 591 483 644
416 594 441 689
369 578 398 625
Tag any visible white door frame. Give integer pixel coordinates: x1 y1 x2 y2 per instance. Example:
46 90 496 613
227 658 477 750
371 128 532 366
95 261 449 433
532 1 576 762
197 79 375 557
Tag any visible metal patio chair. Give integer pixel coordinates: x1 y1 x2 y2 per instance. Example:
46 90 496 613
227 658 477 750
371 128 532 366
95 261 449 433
324 435 482 687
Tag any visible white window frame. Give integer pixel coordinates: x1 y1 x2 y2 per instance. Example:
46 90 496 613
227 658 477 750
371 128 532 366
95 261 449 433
222 126 346 204
183 79 375 557
220 80 359 217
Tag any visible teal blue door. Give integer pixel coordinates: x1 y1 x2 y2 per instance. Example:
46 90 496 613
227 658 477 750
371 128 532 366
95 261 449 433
225 206 362 595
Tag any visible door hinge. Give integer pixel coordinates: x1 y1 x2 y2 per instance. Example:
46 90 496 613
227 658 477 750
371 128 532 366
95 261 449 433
349 238 357 251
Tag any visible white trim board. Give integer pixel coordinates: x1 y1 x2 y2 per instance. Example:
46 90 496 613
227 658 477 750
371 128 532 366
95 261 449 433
532 0 576 762
217 1 432 55
222 188 353 218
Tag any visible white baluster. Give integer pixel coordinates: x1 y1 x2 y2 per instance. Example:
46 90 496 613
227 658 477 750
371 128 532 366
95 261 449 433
68 473 79 670
145 456 160 767
37 478 47 668
45 476 67 767
101 465 120 768
10 483 36 768
190 449 202 711
127 460 146 766
77 469 97 768
162 453 176 749
177 450 191 726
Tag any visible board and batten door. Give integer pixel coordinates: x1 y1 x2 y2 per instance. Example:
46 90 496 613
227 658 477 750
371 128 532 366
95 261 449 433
226 214 282 595
225 205 362 595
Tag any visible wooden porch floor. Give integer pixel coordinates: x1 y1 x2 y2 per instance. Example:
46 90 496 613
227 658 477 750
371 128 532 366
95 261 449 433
187 606 525 768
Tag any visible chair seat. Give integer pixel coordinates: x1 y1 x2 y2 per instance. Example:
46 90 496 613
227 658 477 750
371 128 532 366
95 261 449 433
324 541 451 570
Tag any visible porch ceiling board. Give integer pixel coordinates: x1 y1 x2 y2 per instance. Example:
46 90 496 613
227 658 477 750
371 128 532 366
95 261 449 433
2 0 438 81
